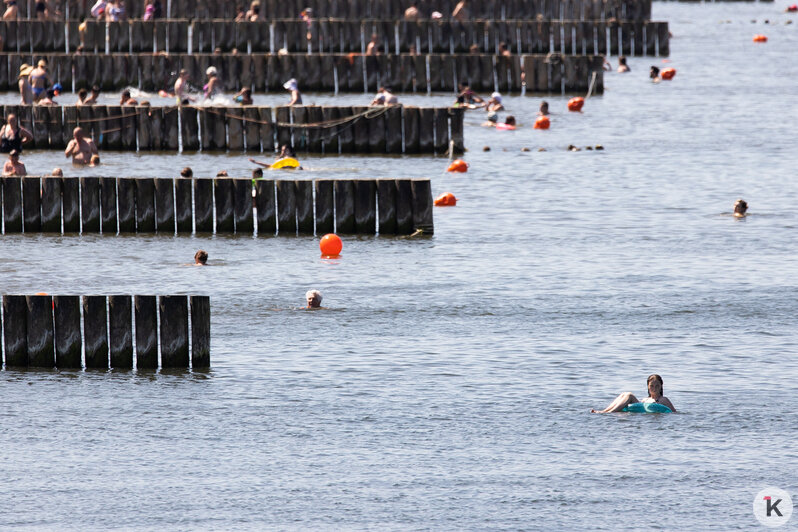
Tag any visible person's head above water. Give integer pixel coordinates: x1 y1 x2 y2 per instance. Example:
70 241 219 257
650 66 660 78
504 115 516 126
206 66 218 78
194 249 208 265
306 289 322 308
647 374 664 398
51 167 63 177
539 101 549 114
283 78 299 92
180 167 193 178
734 199 748 217
619 56 628 66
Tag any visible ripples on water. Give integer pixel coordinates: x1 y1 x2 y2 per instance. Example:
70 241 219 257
1 4 797 529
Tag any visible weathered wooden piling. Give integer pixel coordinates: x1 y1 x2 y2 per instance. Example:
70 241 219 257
354 180 377 233
54 295 81 369
40 177 61 232
159 296 189 368
80 177 101 233
395 179 414 235
411 180 434 234
233 179 254 233
61 176 80 232
334 180 356 233
26 295 54 367
377 179 397 234
100 177 118 233
255 179 276 235
175 178 193 233
314 180 334 235
108 295 133 369
2 295 27 366
135 178 156 232
116 178 136 232
295 180 314 234
22 177 41 232
276 180 297 235
193 179 214 232
83 295 109 369
134 295 158 369
154 178 176 234
190 295 211 369
214 178 235 233
3 177 22 233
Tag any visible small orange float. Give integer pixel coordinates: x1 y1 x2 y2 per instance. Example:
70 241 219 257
661 67 676 80
787 4 797 12
447 159 468 173
534 116 550 130
753 34 768 42
434 192 457 207
567 97 585 112
319 233 343 257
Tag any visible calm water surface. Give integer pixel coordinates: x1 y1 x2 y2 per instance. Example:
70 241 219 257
1 3 798 530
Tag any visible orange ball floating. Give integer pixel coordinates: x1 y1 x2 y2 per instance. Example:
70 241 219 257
567 97 585 112
447 159 468 173
319 233 342 257
787 4 797 12
534 116 550 130
661 67 676 80
753 34 768 43
434 192 457 207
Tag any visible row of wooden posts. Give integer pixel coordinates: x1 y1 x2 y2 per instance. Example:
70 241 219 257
0 177 434 236
2 105 464 154
1 19 668 57
0 294 210 370
0 52 608 94
43 0 655 22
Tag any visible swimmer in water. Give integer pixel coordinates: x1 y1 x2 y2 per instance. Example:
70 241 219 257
538 101 549 116
194 250 208 266
591 374 676 413
617 56 630 73
306 289 322 309
733 199 748 218
650 66 661 83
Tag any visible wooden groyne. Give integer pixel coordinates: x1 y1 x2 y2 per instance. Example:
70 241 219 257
0 177 434 236
0 294 210 370
0 105 464 154
1 19 668 57
44 0 653 22
0 52 609 93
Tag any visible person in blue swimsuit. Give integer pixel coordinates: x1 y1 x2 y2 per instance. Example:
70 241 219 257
28 59 50 102
591 374 676 413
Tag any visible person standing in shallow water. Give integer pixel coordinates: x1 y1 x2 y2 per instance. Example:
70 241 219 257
65 127 98 165
591 374 676 413
2 149 26 176
0 113 32 153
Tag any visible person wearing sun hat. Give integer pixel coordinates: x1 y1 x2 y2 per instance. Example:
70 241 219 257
18 63 33 104
283 78 302 106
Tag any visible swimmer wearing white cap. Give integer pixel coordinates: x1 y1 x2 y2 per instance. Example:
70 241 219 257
284 78 302 106
306 290 322 308
486 92 504 112
204 66 221 99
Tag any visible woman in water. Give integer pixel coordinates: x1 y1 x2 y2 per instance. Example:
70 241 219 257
733 199 748 218
28 59 50 102
591 374 676 413
203 67 221 99
0 113 33 154
617 56 630 73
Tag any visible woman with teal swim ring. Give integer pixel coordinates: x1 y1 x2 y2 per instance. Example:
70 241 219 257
591 374 676 413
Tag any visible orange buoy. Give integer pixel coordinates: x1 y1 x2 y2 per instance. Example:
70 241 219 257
447 159 469 173
534 116 550 130
753 34 768 42
434 192 457 207
787 4 798 12
35 292 48 295
319 233 342 257
661 67 676 80
567 97 585 112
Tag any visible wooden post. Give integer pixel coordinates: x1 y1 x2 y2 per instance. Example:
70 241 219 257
22 177 42 232
2 177 22 233
194 179 214 233
385 106 402 154
180 106 200 151
175 178 193 233
135 178 156 232
233 178 254 233
109 295 133 369
276 180 297 235
80 177 101 233
154 178 176 234
411 179 434 234
54 295 82 369
314 179 334 235
117 178 136 233
321 107 339 154
190 295 211 369
214 178 235 232
337 107 354 153
433 108 449 154
295 179 314 234
259 107 274 153
159 295 189 368
367 108 386 154
418 108 434 153
164 106 179 151
134 295 158 369
26 295 54 367
244 107 260 152
395 179 413 234
306 106 324 153
40 177 61 233
137 106 152 150
354 180 377 234
377 179 397 234
226 107 244 152
255 179 276 235
334 180 355 233
100 177 117 234
62 177 80 233
353 106 369 153
83 295 108 369
403 106 419 154
275 106 291 149
2 295 27 367
449 107 464 154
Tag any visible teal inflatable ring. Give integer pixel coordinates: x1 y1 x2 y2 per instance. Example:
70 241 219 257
623 402 672 414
